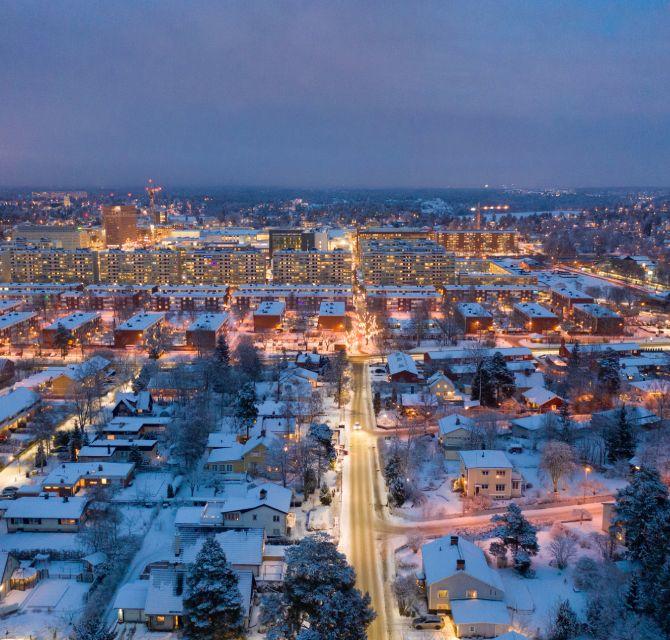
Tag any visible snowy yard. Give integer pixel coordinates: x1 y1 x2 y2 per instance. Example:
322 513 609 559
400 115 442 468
112 471 175 503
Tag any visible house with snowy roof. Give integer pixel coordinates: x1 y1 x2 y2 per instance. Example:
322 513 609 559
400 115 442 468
386 351 421 385
3 495 90 532
458 450 522 500
438 414 477 459
204 434 270 476
420 534 510 638
175 482 293 538
520 386 564 413
112 390 154 416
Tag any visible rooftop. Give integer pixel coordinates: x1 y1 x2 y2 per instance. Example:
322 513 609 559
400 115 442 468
459 450 512 469
116 312 165 331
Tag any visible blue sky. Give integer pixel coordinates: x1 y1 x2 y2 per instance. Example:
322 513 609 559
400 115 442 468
1 1 669 188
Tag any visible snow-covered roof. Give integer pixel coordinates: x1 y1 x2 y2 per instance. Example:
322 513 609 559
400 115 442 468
426 347 532 362
459 450 512 469
45 312 99 331
116 312 165 331
513 371 545 389
562 342 638 354
422 534 504 592
513 302 557 319
387 352 419 377
4 496 88 520
183 482 292 517
593 405 659 425
113 580 149 610
521 387 560 406
104 416 171 433
187 313 229 332
113 390 152 412
0 387 39 425
438 414 475 436
450 598 510 625
573 303 620 318
144 568 184 616
456 302 492 318
42 462 134 487
180 528 265 566
254 301 285 316
400 393 438 408
319 301 345 316
510 414 548 432
629 379 670 394
0 312 36 331
77 445 116 458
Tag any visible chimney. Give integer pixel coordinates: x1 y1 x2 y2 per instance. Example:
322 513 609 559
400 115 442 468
450 535 458 546
63 495 69 503
44 493 49 500
456 559 465 571
97 464 103 472
259 488 267 500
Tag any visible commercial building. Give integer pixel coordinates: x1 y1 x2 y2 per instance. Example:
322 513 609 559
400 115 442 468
42 311 102 348
268 228 327 255
512 302 559 332
185 313 229 351
103 205 139 246
454 302 493 333
12 225 101 250
114 312 165 348
359 239 454 287
572 303 625 335
271 249 352 284
435 229 518 256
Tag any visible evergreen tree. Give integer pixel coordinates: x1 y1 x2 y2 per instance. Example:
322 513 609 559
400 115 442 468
557 402 574 444
547 599 580 640
308 422 335 486
605 404 636 463
34 441 47 469
128 445 143 467
184 538 244 640
655 557 670 635
214 333 231 367
613 465 669 560
319 483 332 506
70 424 83 461
267 533 375 640
490 351 516 402
166 483 174 499
471 353 515 407
490 503 539 574
71 618 116 640
234 383 258 439
598 349 621 397
53 323 72 357
625 574 641 613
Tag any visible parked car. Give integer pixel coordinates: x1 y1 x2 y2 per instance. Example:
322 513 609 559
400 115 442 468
412 615 444 630
508 446 523 454
1 486 19 499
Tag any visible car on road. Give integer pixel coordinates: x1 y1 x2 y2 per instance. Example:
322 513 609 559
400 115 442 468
1 486 19 499
412 615 444 630
352 422 362 430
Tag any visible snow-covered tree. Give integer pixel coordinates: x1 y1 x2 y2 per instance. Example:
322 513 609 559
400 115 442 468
471 352 515 407
308 422 335 486
546 599 580 640
266 533 375 640
234 382 258 439
613 465 669 560
184 538 245 640
597 349 621 397
71 618 116 640
557 402 574 444
490 503 538 574
540 441 576 493
214 333 231 367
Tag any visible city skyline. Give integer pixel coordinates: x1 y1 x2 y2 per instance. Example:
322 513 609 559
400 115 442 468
2 1 670 188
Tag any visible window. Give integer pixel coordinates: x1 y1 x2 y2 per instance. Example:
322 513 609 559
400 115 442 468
59 519 77 525
437 590 449 598
252 514 257 521
481 470 489 476
225 464 233 472
512 481 519 490
481 484 488 490
495 484 506 492
273 515 280 522
497 470 506 476
466 590 477 599
155 616 165 623
223 512 240 521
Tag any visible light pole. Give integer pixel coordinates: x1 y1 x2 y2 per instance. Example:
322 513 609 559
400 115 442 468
582 465 591 505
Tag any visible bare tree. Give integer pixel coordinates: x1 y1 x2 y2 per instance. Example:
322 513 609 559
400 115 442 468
548 524 578 569
540 440 576 493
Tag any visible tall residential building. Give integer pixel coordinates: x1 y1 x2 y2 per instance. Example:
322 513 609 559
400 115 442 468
103 205 139 246
98 249 181 285
271 249 352 284
359 239 454 287
434 230 518 256
356 227 432 257
0 247 98 284
180 248 267 284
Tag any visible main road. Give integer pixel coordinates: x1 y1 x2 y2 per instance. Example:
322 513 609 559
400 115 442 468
342 355 608 640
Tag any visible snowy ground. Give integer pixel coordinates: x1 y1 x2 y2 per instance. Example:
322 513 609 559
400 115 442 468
112 471 175 503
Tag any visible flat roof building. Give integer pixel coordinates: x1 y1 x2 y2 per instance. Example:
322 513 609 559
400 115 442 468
512 302 559 333
455 302 493 334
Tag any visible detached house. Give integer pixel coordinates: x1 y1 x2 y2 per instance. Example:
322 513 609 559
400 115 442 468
438 414 477 460
3 495 90 532
420 534 509 638
458 450 522 500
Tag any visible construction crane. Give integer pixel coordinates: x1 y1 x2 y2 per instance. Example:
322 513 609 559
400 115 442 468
146 179 162 211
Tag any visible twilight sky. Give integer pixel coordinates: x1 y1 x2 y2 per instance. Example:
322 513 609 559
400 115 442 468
1 1 670 188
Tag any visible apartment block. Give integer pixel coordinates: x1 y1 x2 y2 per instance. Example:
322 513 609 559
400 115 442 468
435 230 518 256
0 247 98 284
180 248 266 284
271 249 352 284
359 239 454 287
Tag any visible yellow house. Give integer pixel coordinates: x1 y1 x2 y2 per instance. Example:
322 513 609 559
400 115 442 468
458 450 522 500
205 436 269 475
427 371 458 402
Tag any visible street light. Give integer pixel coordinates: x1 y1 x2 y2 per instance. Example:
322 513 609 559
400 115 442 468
582 465 591 504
